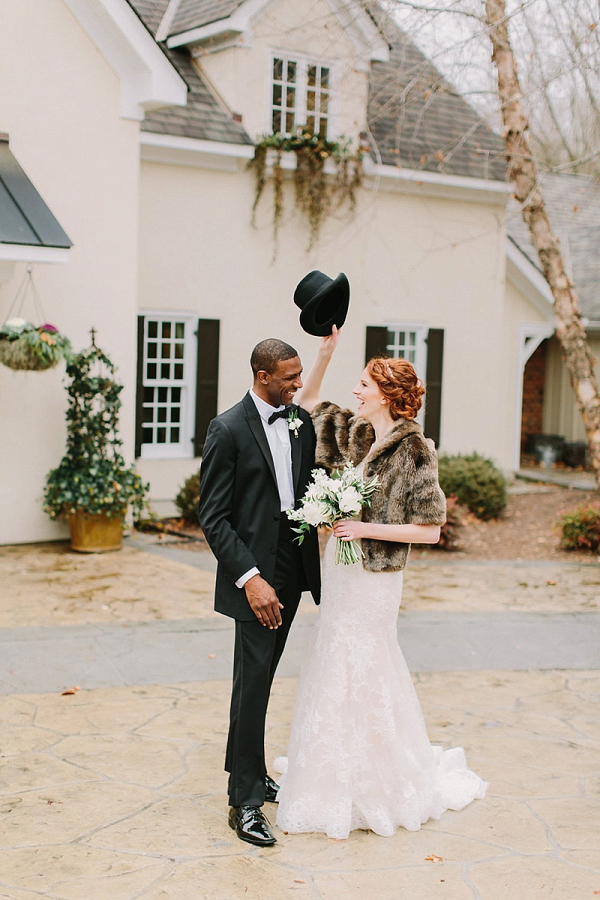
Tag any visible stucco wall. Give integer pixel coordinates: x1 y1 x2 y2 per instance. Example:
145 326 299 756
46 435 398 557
199 0 368 141
0 0 141 544
137 154 529 506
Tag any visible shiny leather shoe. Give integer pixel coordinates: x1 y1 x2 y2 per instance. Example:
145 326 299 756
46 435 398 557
229 805 277 846
264 774 280 803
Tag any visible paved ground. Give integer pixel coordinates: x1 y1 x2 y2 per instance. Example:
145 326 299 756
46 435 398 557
1 536 599 900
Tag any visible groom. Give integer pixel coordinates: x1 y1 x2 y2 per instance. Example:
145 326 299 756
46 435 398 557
198 338 321 846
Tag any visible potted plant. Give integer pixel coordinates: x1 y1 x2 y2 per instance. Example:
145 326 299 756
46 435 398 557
43 335 148 552
0 318 72 371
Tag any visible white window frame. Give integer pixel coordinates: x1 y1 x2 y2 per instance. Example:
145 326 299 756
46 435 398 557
267 51 337 138
384 322 428 426
139 311 197 460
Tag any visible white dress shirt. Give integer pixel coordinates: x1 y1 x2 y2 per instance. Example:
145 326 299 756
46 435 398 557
235 390 295 589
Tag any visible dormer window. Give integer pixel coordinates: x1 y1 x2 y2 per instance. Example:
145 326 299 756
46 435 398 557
271 56 331 138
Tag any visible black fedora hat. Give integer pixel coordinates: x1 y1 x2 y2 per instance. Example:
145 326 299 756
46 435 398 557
294 270 350 337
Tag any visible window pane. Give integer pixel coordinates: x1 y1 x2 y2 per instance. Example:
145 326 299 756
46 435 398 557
306 115 315 134
158 387 168 402
321 93 329 113
170 428 180 443
408 332 416 346
161 343 171 359
272 111 281 132
319 117 327 136
158 407 168 423
171 387 181 403
147 363 156 379
286 87 295 107
174 364 184 380
161 363 170 379
321 67 329 88
174 343 184 359
408 350 416 362
148 321 158 338
157 428 166 443
171 407 181 423
307 90 315 112
142 428 153 444
273 84 282 106
398 332 405 345
273 58 283 80
162 322 171 339
142 407 153 423
286 112 295 132
175 322 185 339
143 387 154 403
286 60 296 82
307 64 316 86
147 342 157 359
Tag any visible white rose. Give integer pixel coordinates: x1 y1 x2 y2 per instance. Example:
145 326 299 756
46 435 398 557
5 317 28 327
302 500 332 527
338 486 362 515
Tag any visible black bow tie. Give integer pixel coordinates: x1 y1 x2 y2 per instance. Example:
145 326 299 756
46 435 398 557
268 405 296 425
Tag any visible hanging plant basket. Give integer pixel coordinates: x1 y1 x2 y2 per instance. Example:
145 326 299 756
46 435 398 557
0 319 72 371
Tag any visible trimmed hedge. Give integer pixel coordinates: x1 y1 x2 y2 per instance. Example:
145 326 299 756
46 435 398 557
174 472 200 522
438 452 507 521
435 495 464 551
559 503 600 552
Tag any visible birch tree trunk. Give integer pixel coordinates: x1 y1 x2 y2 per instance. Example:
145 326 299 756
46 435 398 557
485 0 600 486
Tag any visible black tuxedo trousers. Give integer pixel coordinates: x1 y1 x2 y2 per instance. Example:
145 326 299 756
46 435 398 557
198 393 321 807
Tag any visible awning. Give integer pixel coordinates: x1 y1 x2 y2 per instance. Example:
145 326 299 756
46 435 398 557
0 134 71 262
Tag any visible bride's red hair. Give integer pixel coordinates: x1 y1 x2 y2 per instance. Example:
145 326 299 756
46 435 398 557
367 357 425 421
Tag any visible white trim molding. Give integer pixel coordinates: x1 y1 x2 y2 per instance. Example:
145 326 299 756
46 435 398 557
506 238 554 319
513 322 555 470
0 244 70 263
167 0 389 68
62 0 187 119
362 156 511 206
140 131 254 170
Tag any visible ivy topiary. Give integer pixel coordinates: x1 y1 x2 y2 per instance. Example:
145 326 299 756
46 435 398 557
438 452 507 521
174 472 200 522
559 503 600 552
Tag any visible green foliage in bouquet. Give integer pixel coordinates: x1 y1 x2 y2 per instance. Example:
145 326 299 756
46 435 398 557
43 339 148 521
438 452 507 521
0 318 72 371
559 503 600 552
174 471 200 522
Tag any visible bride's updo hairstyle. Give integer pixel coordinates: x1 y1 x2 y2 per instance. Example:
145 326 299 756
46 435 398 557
367 357 425 421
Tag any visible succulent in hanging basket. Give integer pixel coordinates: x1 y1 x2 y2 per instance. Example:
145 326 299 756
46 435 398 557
0 317 72 371
43 340 148 523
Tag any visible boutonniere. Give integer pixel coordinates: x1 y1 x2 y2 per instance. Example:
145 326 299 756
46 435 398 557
288 408 303 439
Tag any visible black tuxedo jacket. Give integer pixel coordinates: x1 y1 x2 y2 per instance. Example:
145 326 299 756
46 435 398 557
198 392 321 620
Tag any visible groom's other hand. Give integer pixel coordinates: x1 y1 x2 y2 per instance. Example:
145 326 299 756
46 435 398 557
244 575 284 629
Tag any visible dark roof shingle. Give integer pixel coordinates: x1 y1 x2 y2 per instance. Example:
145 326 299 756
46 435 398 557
507 173 600 320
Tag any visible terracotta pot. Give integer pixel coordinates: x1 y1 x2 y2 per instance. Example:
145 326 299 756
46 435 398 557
67 511 124 553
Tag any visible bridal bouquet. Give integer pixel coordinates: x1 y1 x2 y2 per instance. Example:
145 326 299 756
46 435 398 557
287 464 379 564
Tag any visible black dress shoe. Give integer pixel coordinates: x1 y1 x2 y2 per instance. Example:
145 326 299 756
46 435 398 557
264 774 280 803
229 805 276 846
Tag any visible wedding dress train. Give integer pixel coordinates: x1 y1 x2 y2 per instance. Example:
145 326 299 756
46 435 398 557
275 536 487 839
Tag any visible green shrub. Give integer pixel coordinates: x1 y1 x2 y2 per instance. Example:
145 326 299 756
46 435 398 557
174 472 200 522
435 495 464 551
559 503 600 552
438 452 507 521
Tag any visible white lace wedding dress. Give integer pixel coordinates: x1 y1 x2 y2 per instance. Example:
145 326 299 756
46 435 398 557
275 535 487 839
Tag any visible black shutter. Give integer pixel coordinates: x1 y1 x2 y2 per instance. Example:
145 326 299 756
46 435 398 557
365 326 389 364
424 328 444 448
135 315 145 458
194 318 220 456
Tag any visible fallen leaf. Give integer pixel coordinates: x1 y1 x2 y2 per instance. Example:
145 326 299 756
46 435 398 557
425 854 443 863
294 880 306 884
61 686 80 695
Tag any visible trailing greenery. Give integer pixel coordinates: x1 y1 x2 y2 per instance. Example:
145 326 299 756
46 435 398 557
438 452 508 521
434 494 464 551
559 503 600 552
248 129 363 250
0 318 72 371
174 471 200 522
43 339 148 521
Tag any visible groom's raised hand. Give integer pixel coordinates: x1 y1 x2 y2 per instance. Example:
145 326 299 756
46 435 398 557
244 574 284 629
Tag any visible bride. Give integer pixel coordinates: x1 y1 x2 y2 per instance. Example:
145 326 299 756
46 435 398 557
275 328 487 839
